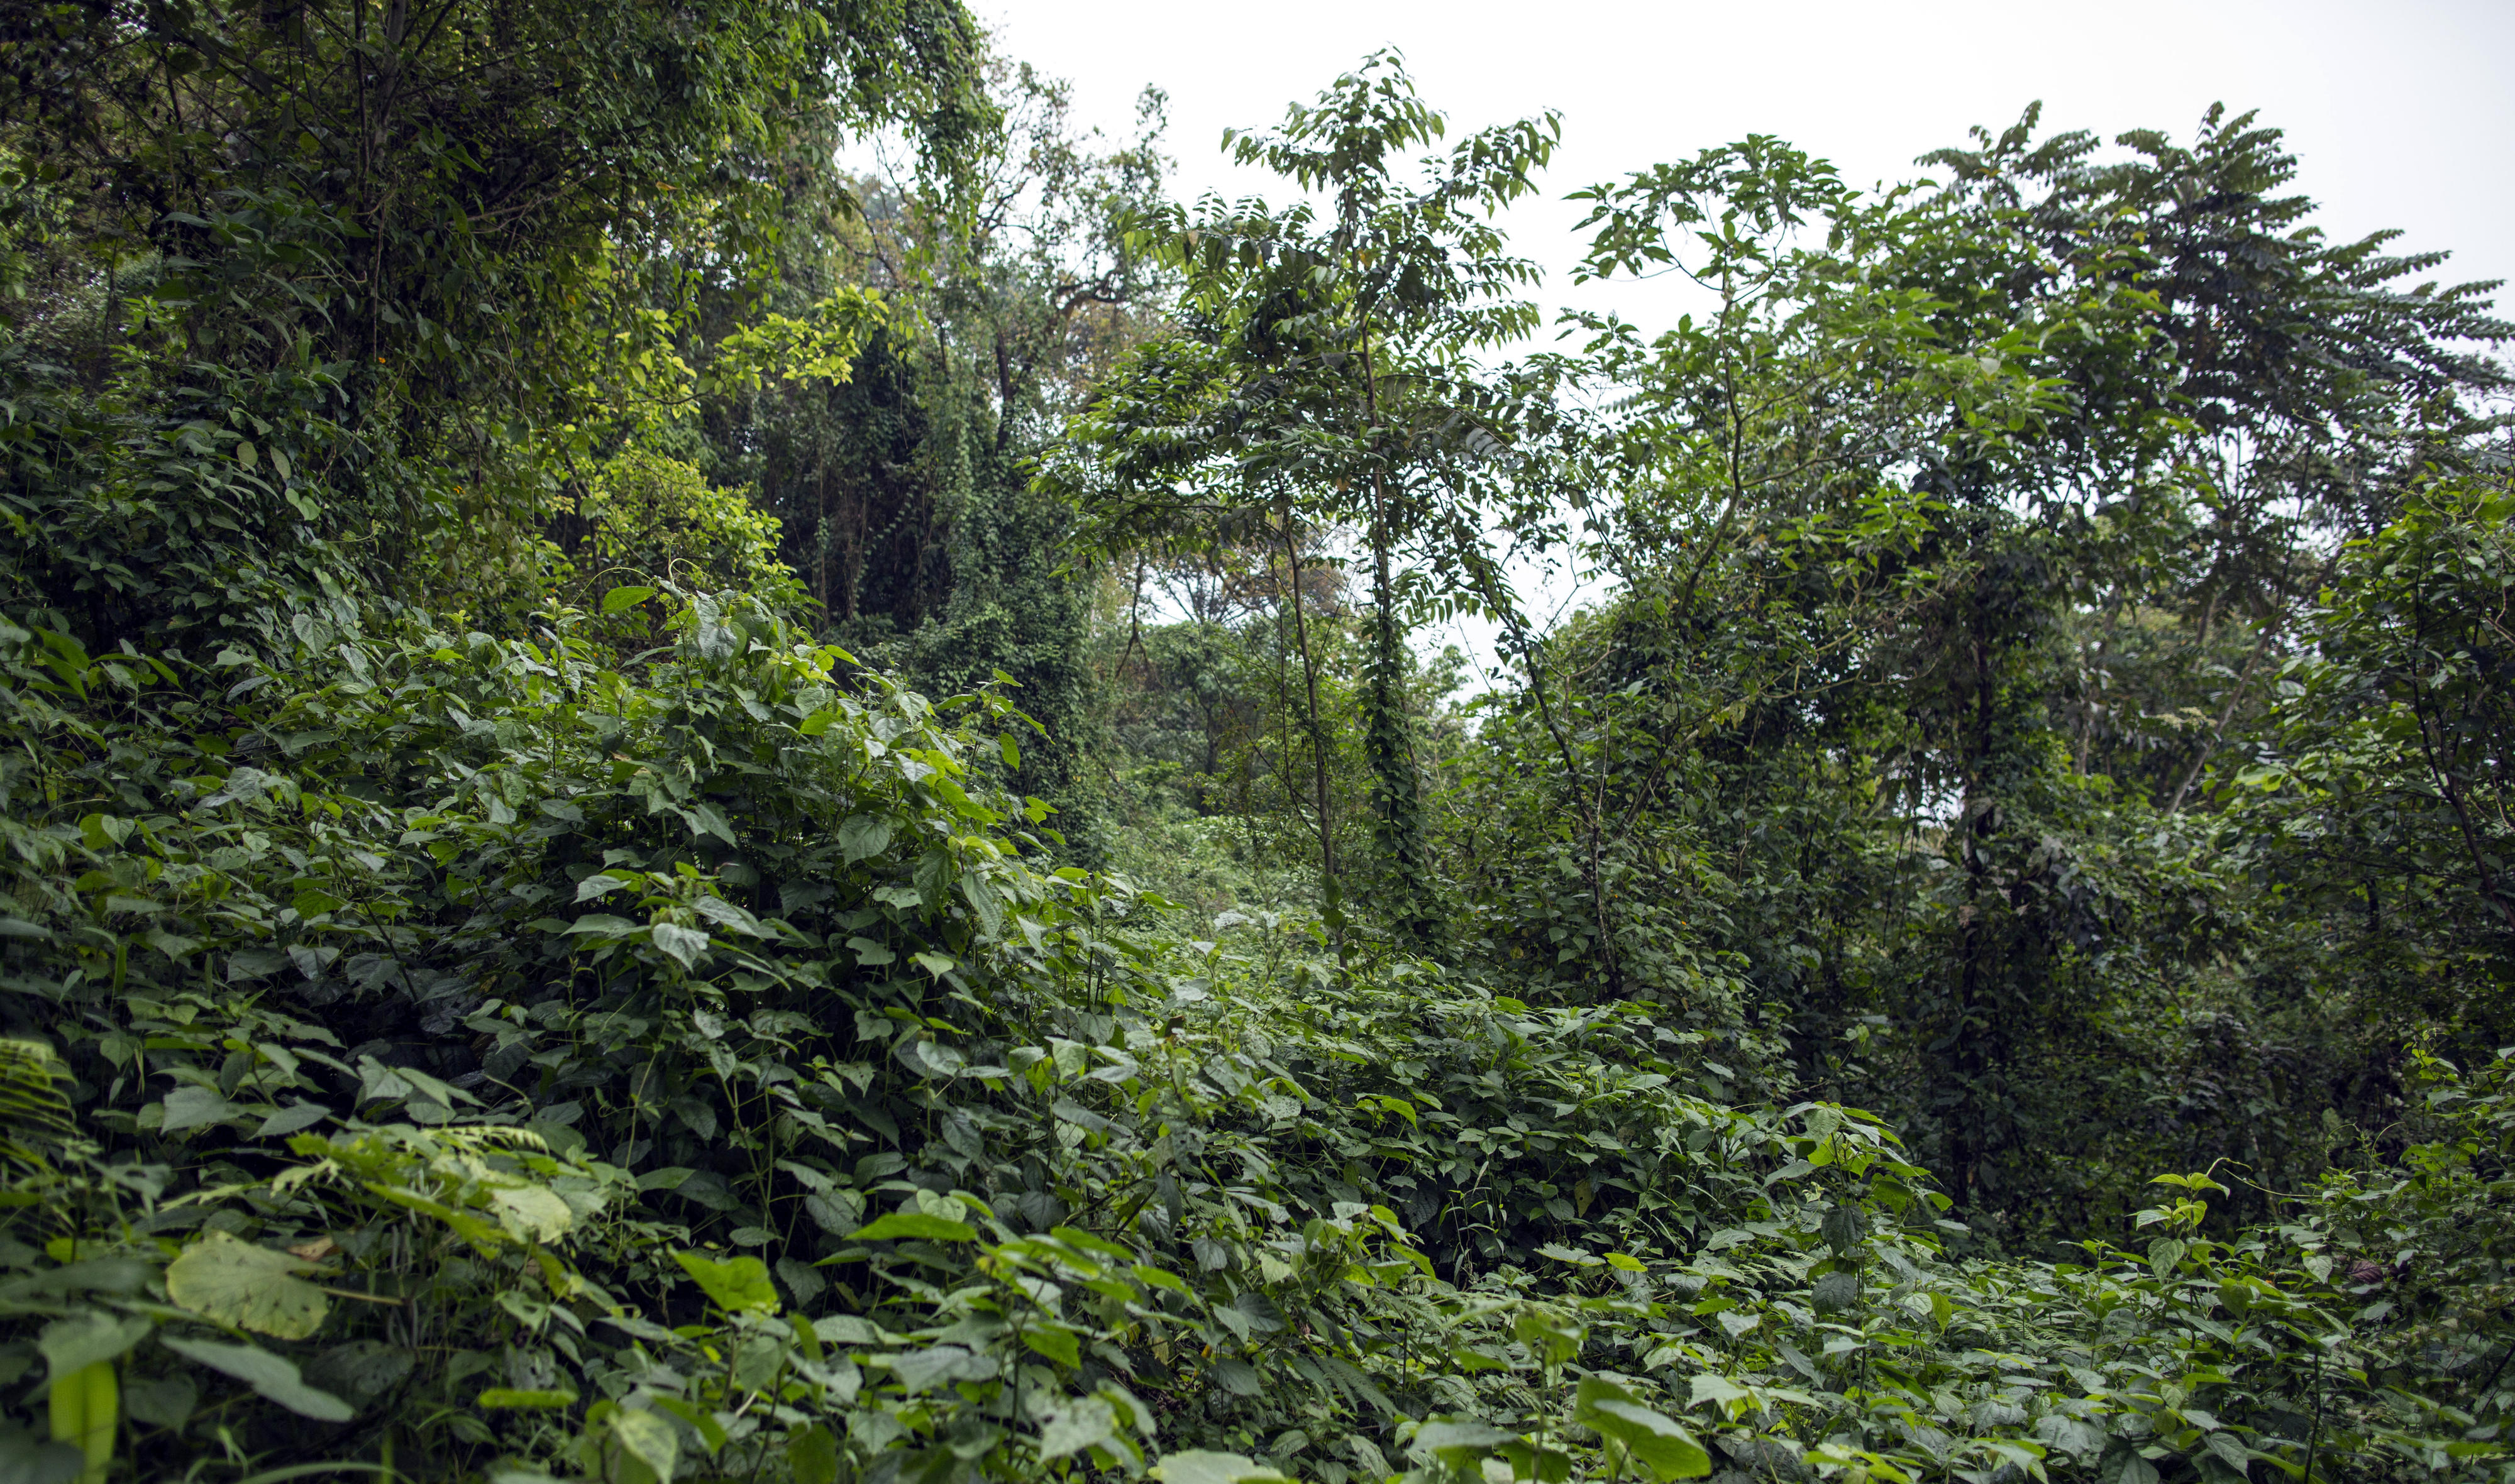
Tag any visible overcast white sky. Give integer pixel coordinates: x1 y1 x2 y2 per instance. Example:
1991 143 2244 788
987 0 2514 320
979 0 2515 668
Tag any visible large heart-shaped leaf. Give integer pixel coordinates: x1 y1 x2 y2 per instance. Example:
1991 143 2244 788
164 1231 330 1339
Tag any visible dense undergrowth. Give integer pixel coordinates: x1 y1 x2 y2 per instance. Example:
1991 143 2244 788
3 0 2512 1480
0 591 2507 1483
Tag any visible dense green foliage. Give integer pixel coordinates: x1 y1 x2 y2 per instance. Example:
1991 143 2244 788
1 12 2510 1484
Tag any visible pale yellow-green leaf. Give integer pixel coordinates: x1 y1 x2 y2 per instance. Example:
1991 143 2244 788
50 1360 116 1484
1149 1451 1294 1484
611 1407 680 1484
487 1183 574 1243
164 1229 331 1338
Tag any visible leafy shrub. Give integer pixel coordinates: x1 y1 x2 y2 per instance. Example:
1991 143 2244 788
568 449 805 613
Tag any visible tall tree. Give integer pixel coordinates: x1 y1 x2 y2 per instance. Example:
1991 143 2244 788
1553 104 2507 1223
0 0 992 644
1051 51 1556 945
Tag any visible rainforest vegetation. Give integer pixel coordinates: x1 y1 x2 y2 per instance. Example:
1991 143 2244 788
2 2 2512 1481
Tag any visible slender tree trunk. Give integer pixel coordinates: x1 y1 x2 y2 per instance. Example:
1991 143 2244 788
1454 524 1623 996
1950 623 1997 1214
1356 324 1426 937
2411 672 2514 930
1279 495 1343 956
2169 618 2277 813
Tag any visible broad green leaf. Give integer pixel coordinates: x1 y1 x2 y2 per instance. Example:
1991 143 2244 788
160 1086 244 1135
1496 1441 1574 1484
649 1394 730 1453
1131 1263 1191 1295
1512 1304 1584 1366
164 1231 331 1338
2149 1238 2189 1279
690 895 766 936
3 1431 84 1484
352 1055 478 1111
253 1101 330 1140
487 1184 574 1243
395 1190 509 1248
38 1313 152 1388
1574 1378 1711 1481
158 1336 353 1421
1039 1395 1115 1460
649 921 710 970
849 1211 976 1243
1411 1418 1517 1468
611 1407 679 1484
790 1424 840 1484
685 801 737 845
1820 1202 1868 1255
838 814 892 863
673 1252 779 1314
804 1190 863 1234
576 872 632 903
601 585 658 614
890 1343 995 1394
1022 1325 1082 1369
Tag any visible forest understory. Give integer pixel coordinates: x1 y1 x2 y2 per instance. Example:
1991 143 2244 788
0 4 2510 1482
